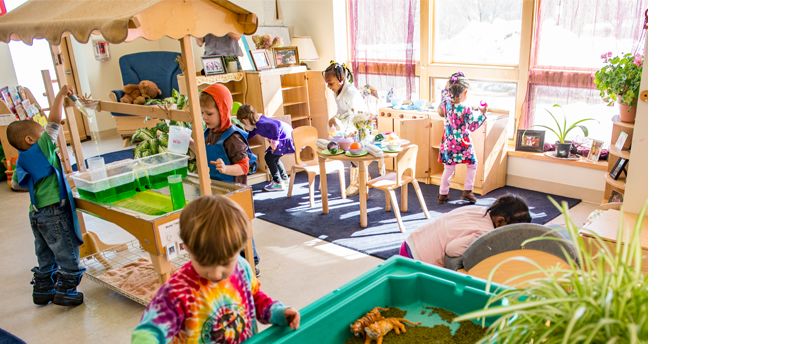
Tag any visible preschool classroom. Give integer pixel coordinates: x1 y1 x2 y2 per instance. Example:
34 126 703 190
0 0 648 343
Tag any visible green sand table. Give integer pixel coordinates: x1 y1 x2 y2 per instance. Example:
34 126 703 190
246 257 504 344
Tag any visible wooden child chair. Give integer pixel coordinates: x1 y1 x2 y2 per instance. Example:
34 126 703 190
367 144 430 232
287 126 346 208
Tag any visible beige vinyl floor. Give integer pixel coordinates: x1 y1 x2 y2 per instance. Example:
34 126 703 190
0 131 595 342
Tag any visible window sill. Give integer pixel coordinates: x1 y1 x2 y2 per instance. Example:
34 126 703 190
506 145 608 171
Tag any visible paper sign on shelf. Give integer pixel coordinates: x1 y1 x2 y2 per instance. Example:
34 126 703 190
158 219 183 250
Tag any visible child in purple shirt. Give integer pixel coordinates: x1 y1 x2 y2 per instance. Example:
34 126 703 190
237 104 295 191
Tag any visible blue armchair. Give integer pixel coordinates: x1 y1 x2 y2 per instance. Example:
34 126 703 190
109 51 181 140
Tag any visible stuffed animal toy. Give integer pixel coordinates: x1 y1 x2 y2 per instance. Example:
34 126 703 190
252 34 282 50
119 80 161 105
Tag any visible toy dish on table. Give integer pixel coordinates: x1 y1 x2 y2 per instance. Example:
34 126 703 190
345 150 368 157
382 146 402 153
319 149 344 156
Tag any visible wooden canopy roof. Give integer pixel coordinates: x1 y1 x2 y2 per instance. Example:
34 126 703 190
0 0 258 45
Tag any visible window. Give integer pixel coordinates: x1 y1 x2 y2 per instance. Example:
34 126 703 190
521 0 647 146
433 0 522 65
349 0 420 100
364 74 420 105
432 78 516 116
527 86 613 144
351 0 420 62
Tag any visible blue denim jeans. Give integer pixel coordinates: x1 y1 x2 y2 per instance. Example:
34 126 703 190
29 201 85 278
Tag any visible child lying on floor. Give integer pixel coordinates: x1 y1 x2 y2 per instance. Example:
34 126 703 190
399 194 532 267
131 195 300 344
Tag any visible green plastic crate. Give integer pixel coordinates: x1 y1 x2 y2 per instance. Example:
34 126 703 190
247 256 506 344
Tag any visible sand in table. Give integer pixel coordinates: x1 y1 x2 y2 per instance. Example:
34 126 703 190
97 257 164 301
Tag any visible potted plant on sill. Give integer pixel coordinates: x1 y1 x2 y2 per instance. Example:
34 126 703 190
530 104 596 158
594 52 643 123
455 201 648 343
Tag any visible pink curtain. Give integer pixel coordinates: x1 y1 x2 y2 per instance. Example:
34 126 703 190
348 0 418 100
520 0 647 129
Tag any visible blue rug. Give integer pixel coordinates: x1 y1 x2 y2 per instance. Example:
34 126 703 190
71 148 134 171
0 328 25 344
251 164 581 260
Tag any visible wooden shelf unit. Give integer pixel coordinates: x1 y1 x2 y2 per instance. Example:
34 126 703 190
603 116 636 203
280 72 311 128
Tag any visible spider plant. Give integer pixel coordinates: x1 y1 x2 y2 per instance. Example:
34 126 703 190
528 104 597 144
454 200 648 344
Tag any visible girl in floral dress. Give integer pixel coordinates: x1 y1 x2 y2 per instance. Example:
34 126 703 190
437 73 487 204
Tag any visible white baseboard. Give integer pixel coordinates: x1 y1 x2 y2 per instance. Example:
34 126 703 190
507 175 603 203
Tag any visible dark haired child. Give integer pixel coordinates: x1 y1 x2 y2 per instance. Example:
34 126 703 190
437 72 488 204
8 85 85 306
323 60 368 195
399 194 532 267
131 195 300 343
236 104 295 191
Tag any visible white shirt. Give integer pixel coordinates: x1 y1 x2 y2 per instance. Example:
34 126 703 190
333 83 367 120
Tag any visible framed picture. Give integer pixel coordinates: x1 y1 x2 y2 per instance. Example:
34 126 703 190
515 129 546 153
201 56 226 75
608 190 623 203
250 49 272 70
272 46 299 68
238 36 255 71
609 157 629 180
586 139 604 162
614 131 629 151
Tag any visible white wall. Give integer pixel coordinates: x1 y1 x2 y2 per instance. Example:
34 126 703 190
280 0 347 71
507 157 606 202
622 39 648 214
0 44 18 91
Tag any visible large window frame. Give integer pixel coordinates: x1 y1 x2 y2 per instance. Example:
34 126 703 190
345 0 536 140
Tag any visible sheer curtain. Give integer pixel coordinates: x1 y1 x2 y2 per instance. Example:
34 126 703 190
521 0 647 144
348 0 418 101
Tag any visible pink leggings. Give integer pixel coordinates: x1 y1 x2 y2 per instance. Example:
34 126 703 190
440 164 477 195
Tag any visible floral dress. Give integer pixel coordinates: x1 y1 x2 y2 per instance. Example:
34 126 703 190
439 100 486 165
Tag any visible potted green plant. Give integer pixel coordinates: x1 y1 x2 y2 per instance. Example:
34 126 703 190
455 201 648 343
530 105 597 158
594 52 643 123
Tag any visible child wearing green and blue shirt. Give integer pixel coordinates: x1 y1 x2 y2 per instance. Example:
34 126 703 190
8 85 85 306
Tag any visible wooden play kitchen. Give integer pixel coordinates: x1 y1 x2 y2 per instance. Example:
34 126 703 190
377 107 510 195
0 0 259 305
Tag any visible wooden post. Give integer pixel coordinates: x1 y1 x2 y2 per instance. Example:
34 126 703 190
513 0 536 134
49 41 85 171
180 36 212 196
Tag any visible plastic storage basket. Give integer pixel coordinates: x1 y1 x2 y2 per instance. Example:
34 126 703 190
138 152 189 189
72 159 139 203
246 256 505 343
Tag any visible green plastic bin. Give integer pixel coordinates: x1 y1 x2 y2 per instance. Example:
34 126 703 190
247 256 506 344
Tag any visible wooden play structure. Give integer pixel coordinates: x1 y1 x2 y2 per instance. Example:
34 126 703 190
0 0 259 305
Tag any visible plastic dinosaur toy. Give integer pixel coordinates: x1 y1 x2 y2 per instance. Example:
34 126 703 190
363 317 420 344
350 307 388 337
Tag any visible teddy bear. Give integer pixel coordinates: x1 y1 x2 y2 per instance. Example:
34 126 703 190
119 80 161 105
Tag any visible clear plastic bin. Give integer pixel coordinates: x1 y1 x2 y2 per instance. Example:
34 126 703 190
72 159 139 203
138 153 189 189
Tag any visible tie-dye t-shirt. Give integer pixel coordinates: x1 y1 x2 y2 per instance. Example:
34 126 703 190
131 257 287 344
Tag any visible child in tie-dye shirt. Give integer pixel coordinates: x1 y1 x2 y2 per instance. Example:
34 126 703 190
131 196 300 344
